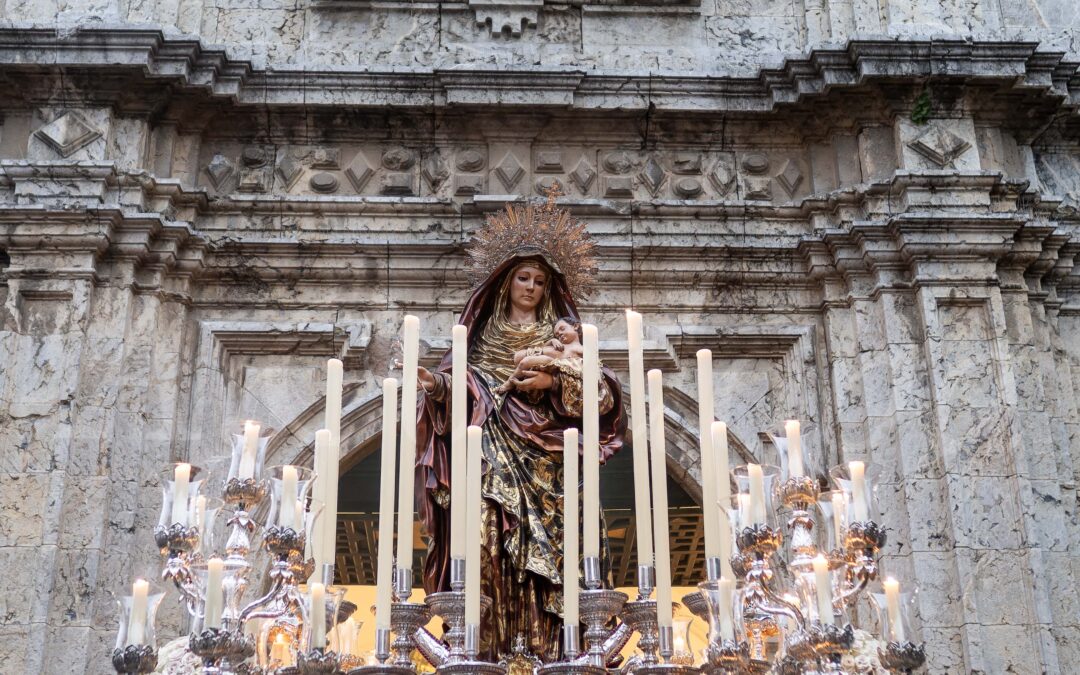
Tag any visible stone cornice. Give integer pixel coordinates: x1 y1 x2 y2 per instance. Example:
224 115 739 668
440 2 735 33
0 26 1077 115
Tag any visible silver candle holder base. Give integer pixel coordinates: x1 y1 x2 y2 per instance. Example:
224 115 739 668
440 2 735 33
297 649 341 675
426 591 494 663
538 663 606 675
188 628 254 673
436 660 507 675
390 601 432 668
579 588 627 668
633 665 702 675
878 641 927 674
348 666 418 675
621 598 660 666
111 645 157 674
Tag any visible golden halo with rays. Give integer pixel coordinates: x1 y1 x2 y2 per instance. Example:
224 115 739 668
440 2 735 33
466 184 598 299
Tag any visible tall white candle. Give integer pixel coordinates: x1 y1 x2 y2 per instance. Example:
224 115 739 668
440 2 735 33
279 466 298 528
127 579 149 646
582 323 601 560
450 324 468 562
736 494 751 530
712 421 730 504
625 310 654 571
396 316 420 587
171 463 191 527
295 499 305 535
647 369 673 628
322 359 343 578
205 557 224 630
831 492 846 547
313 428 333 575
193 495 207 534
697 350 721 563
465 426 483 628
785 420 804 477
310 582 327 648
884 577 906 641
718 577 735 641
850 461 869 521
718 507 734 580
375 378 398 631
813 554 834 625
563 428 580 627
239 421 260 479
748 464 766 526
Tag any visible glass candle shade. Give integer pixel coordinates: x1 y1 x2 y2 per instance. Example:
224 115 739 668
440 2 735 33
829 463 879 525
766 427 816 482
301 584 347 652
267 465 317 532
227 421 272 483
698 580 742 648
732 464 781 532
302 498 326 561
113 581 166 649
672 616 695 666
333 616 363 656
262 617 300 668
871 582 919 644
189 496 225 559
157 464 209 531
796 562 841 627
816 490 847 553
190 558 248 632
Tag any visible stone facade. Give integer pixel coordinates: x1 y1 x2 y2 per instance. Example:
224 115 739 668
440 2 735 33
1 0 1079 671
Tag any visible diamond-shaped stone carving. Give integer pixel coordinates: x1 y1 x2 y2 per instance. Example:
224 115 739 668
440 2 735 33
709 159 736 196
34 111 101 158
908 126 971 167
276 153 304 190
346 153 376 192
422 153 450 190
638 157 667 196
205 153 235 190
495 152 525 191
569 158 596 194
775 159 804 197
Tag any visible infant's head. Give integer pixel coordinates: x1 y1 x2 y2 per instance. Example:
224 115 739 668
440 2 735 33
554 317 582 345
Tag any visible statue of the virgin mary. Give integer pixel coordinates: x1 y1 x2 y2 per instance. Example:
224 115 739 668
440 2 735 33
413 190 627 662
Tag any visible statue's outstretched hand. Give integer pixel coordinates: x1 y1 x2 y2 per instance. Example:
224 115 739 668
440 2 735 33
393 360 437 392
514 370 554 392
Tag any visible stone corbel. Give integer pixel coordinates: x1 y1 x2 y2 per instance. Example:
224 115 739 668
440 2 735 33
470 0 542 37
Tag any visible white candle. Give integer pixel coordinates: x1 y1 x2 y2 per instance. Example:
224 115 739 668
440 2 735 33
831 492 846 547
624 310 654 570
450 324 468 562
295 499 305 535
127 579 149 646
239 421 260 479
313 428 333 575
205 557 224 630
647 369 673 628
171 463 191 527
310 582 327 648
712 421 731 505
396 316 420 587
563 428 580 627
884 577 906 641
850 461 869 522
718 507 734 580
748 464 766 526
465 426 483 628
717 577 735 641
697 350 721 563
785 420 804 477
279 466 298 528
813 554 833 625
322 359 343 579
582 323 600 560
375 378 398 631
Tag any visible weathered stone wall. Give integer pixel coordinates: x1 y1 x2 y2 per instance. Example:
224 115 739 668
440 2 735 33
0 5 1079 675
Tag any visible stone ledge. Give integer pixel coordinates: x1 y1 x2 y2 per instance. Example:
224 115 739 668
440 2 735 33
0 27 1076 113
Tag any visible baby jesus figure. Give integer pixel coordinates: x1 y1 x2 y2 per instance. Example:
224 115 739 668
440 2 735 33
496 317 584 394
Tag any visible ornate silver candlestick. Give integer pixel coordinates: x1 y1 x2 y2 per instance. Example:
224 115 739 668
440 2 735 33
577 555 627 669
620 563 660 667
110 646 157 674
347 626 416 675
188 627 255 674
537 625 604 675
878 641 926 674
806 622 855 675
297 648 342 674
390 595 432 669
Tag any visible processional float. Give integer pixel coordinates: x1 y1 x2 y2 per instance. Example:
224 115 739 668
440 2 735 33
111 195 926 675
